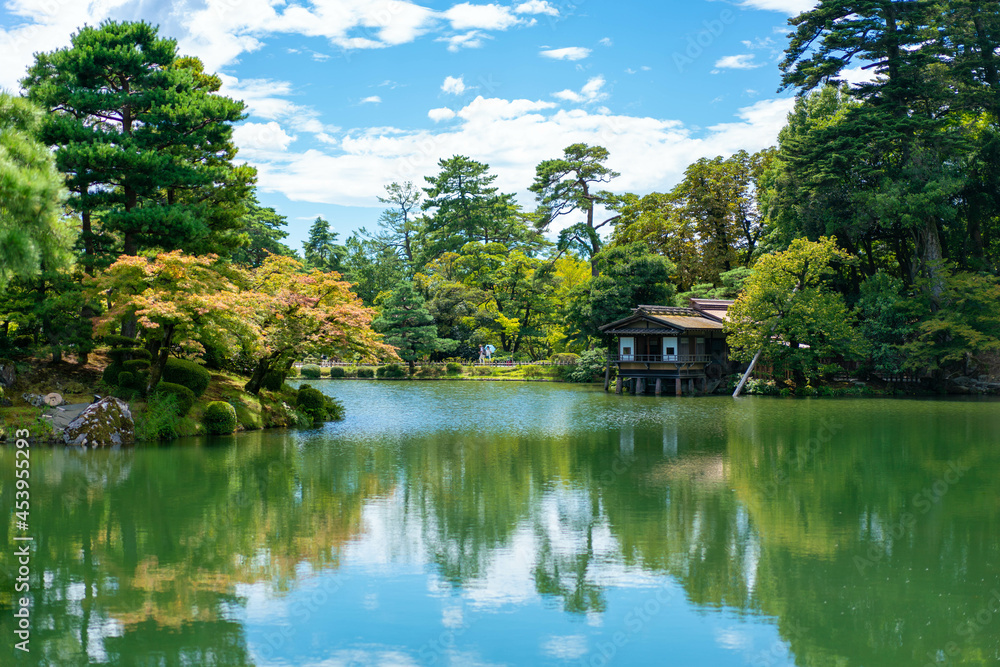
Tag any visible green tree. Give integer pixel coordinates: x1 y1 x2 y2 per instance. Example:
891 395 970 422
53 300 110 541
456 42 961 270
563 243 675 345
230 194 296 268
303 217 345 272
421 155 536 263
373 280 456 374
371 181 425 266
530 143 620 276
725 237 866 383
22 20 254 264
0 93 73 289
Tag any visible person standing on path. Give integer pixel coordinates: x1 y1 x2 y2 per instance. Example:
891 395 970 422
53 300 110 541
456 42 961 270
478 345 485 364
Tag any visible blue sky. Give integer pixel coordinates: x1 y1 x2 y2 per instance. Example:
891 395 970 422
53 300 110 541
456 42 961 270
0 0 866 253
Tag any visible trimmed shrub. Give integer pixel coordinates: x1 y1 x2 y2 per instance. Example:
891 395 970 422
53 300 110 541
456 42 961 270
103 364 125 385
566 349 607 383
445 362 463 374
376 363 406 379
357 367 375 378
300 364 322 379
296 386 344 423
103 334 138 348
124 359 150 371
203 401 238 435
163 358 211 396
116 371 135 388
262 370 286 392
329 366 346 378
155 382 195 416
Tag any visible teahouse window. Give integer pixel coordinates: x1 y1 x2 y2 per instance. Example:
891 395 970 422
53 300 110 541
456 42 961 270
663 336 677 361
620 337 634 361
696 337 706 357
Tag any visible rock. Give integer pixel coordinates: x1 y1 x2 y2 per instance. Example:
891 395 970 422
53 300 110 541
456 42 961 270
22 393 48 408
63 397 135 448
0 362 15 387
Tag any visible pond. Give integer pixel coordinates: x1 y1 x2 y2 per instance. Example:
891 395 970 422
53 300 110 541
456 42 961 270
2 382 1000 666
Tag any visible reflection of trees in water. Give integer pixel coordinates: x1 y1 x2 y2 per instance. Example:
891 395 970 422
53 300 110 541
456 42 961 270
0 432 399 666
3 400 1000 666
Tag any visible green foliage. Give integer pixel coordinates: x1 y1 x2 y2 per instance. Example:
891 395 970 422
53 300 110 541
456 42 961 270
163 358 211 397
550 353 580 364
134 392 181 441
230 194 297 268
857 272 912 375
357 367 375 378
116 371 135 389
22 20 254 264
0 93 73 289
123 359 150 371
262 370 286 392
565 349 608 383
374 280 456 371
376 363 406 379
154 382 195 416
900 267 1000 378
203 401 237 435
300 364 322 379
445 362 463 374
296 386 344 422
303 217 345 272
329 367 346 378
726 238 866 381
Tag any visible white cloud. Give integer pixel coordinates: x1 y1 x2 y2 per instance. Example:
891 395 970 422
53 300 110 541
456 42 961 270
219 75 338 136
739 0 816 14
599 37 613 47
444 3 523 31
540 47 591 61
838 66 882 86
428 107 457 122
441 76 467 95
243 96 795 229
437 30 491 51
552 76 608 104
714 54 763 70
233 121 296 151
514 1 559 16
360 96 382 104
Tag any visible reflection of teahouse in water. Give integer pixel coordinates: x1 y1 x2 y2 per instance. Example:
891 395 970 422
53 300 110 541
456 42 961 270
599 299 735 396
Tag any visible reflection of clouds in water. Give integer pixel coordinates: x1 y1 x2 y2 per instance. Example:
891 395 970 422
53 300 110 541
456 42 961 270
304 382 741 443
256 648 421 666
542 634 589 660
715 626 753 651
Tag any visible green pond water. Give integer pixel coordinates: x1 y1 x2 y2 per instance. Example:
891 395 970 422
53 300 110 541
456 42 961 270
2 382 1000 666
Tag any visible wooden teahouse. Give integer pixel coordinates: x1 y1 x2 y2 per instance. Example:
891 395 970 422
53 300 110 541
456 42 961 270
599 299 734 396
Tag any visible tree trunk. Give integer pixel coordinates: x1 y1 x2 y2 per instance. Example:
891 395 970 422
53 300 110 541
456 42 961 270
244 357 273 395
145 325 174 394
408 359 415 375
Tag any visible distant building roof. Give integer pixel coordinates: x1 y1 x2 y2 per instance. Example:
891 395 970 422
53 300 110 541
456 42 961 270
689 298 735 323
599 305 725 334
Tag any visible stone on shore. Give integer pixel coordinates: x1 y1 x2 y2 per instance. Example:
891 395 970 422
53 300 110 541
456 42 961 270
63 397 135 448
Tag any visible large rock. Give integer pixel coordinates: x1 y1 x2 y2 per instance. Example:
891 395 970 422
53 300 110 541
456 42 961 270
0 362 15 388
63 397 135 448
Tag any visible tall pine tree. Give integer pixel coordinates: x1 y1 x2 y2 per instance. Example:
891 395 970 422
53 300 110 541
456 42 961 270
373 281 455 374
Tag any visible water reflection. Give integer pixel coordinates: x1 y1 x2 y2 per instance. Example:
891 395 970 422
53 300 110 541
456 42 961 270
1 385 999 666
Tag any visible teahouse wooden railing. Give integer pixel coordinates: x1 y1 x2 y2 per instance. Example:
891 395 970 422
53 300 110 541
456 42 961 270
609 354 713 364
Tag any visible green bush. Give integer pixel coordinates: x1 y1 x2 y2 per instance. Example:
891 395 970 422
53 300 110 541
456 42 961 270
286 365 299 377
262 370 286 392
103 364 125 385
300 364 322 378
123 359 150 371
357 367 375 378
116 371 135 388
134 392 181 441
445 362 463 374
163 358 211 396
474 366 494 376
296 386 345 423
377 363 406 379
566 349 607 383
155 382 195 416
103 334 138 348
203 401 238 435
329 366 346 378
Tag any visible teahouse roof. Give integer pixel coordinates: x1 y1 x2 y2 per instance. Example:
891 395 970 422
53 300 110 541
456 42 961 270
599 305 726 335
689 298 735 323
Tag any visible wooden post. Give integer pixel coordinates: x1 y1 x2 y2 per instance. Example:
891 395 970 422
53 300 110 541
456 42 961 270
655 378 662 396
604 363 611 392
637 378 646 395
688 379 694 394
616 376 623 395
675 377 682 396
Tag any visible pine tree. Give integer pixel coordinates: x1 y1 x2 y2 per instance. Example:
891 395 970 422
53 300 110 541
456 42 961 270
303 217 345 272
373 281 456 374
22 20 254 266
